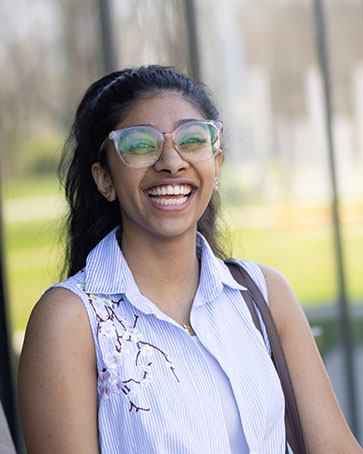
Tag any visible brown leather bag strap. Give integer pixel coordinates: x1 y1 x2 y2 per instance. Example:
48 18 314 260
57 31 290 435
225 260 263 332
225 259 307 454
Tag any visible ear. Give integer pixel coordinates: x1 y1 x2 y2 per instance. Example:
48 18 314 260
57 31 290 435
215 151 223 179
91 162 116 201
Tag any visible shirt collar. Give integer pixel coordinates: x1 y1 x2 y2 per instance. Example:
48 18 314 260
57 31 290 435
85 226 133 295
84 227 246 300
195 232 246 304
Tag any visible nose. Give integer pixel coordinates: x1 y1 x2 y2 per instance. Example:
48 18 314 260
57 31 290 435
153 135 189 174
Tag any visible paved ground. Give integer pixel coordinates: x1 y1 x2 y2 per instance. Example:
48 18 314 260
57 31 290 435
325 346 363 443
4 195 65 222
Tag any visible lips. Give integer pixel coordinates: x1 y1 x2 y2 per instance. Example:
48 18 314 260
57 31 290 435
146 184 193 207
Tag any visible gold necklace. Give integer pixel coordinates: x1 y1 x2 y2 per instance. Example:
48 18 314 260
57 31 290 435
182 263 200 336
182 323 196 336
181 261 199 337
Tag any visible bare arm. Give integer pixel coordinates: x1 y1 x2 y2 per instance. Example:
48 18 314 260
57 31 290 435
18 288 99 454
259 264 362 454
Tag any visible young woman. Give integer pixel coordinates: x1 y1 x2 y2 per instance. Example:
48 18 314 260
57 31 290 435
18 65 362 453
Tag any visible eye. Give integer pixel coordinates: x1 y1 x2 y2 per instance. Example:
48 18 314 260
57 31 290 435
122 140 156 154
118 130 158 155
177 131 209 152
179 134 207 145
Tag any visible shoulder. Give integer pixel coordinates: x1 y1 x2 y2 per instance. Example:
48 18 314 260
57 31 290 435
27 287 90 336
257 264 307 340
257 263 295 300
20 287 96 373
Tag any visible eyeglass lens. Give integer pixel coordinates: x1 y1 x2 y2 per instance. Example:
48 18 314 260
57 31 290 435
115 121 220 167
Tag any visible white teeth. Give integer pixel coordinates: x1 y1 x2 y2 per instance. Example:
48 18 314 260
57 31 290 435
147 184 192 196
151 196 189 206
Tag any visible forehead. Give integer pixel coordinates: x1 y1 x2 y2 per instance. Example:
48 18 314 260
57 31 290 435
117 92 204 129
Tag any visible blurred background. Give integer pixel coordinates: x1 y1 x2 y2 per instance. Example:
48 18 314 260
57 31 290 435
0 0 362 451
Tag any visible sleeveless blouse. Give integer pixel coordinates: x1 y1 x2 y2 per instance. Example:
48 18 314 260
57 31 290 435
191 335 250 452
49 228 285 453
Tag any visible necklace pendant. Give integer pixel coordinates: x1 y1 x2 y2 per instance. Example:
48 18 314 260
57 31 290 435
182 324 196 336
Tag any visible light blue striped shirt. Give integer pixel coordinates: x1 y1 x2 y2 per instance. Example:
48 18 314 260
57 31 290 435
52 227 285 453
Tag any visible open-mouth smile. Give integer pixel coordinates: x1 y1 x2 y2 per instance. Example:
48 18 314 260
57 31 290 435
146 184 194 207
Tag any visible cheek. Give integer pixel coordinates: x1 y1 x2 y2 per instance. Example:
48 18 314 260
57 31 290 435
110 168 146 212
109 165 143 192
201 164 218 188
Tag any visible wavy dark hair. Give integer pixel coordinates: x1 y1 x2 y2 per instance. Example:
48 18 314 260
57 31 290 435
59 65 227 277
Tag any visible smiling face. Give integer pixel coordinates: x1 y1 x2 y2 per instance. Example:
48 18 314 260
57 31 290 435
92 91 222 243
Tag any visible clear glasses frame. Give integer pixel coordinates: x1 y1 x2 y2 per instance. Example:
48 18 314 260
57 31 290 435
99 119 223 168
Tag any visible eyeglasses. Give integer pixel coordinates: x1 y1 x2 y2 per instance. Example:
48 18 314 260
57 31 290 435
100 120 223 168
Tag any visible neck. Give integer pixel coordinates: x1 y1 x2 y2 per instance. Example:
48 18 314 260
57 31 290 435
120 228 200 325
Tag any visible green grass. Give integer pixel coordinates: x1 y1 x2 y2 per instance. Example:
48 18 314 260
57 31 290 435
3 218 65 332
2 174 61 200
229 225 363 304
2 176 363 336
6 218 63 251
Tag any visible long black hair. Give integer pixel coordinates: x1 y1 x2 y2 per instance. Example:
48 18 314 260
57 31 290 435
59 65 227 277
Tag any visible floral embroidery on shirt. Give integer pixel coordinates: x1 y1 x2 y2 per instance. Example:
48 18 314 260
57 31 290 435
83 290 180 413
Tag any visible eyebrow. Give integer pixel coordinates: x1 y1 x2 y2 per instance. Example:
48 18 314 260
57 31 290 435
125 118 201 131
175 118 200 128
